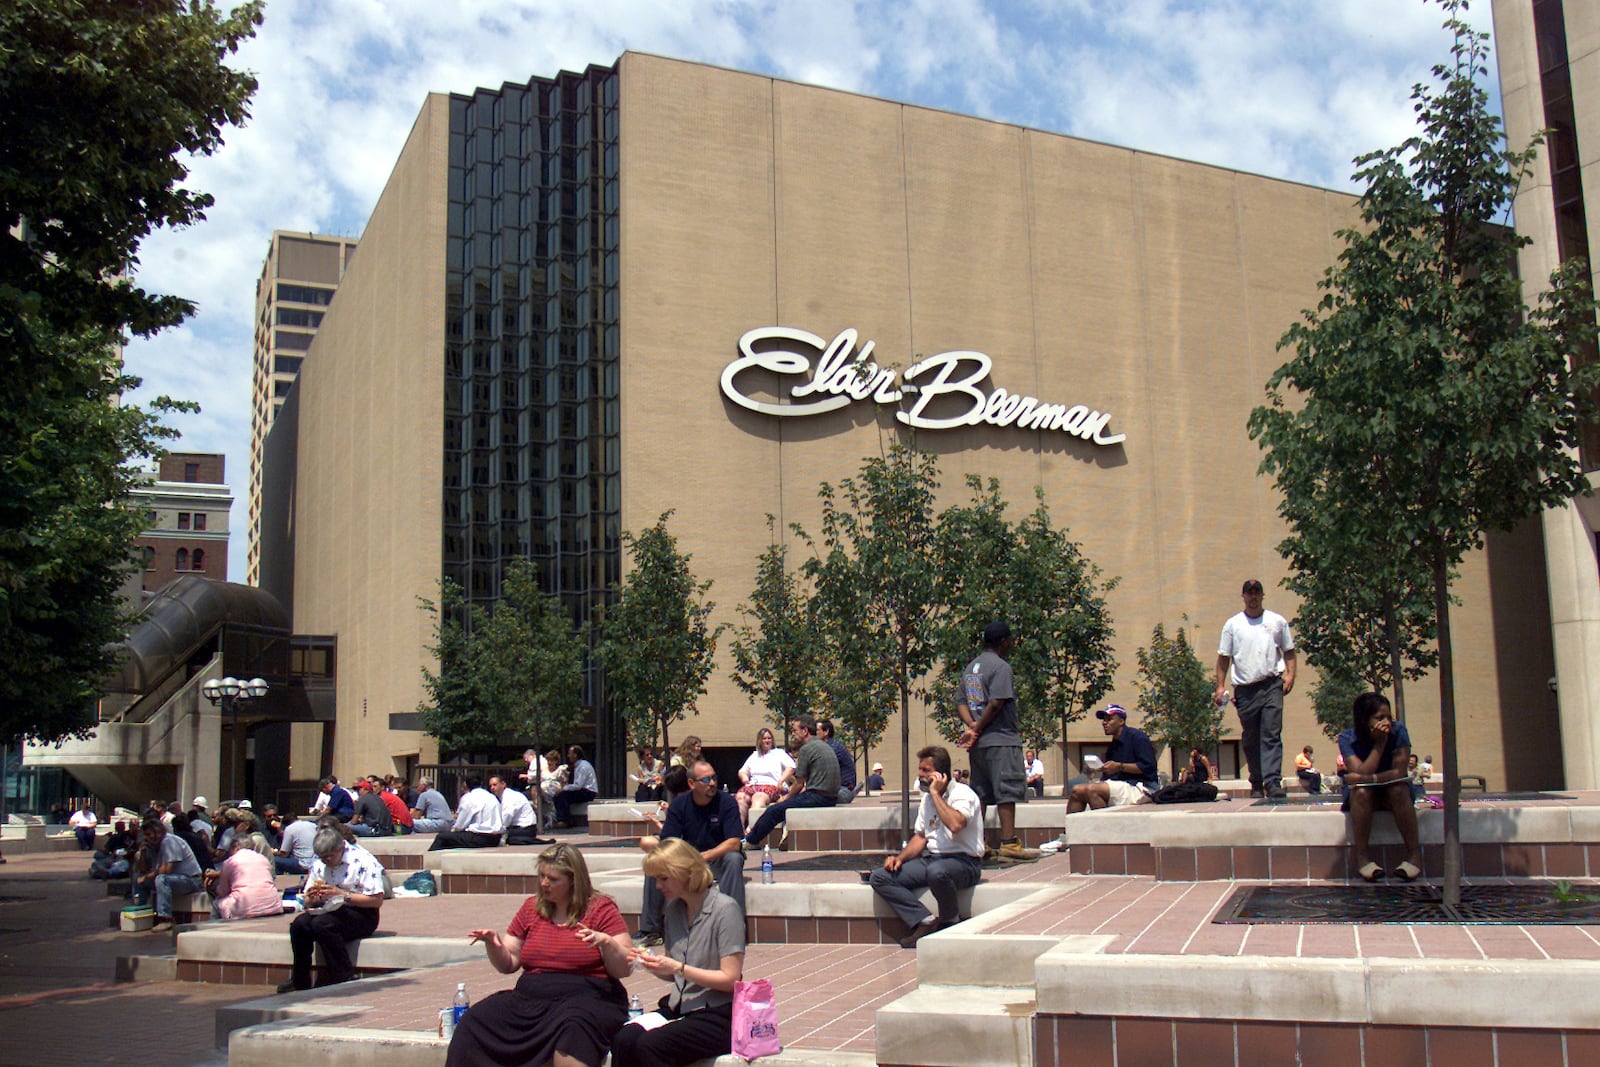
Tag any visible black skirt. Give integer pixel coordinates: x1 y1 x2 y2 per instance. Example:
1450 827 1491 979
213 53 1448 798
445 970 628 1067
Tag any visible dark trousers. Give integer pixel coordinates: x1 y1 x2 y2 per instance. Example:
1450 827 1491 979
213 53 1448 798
75 828 96 850
1237 677 1285 793
428 830 502 851
504 825 546 846
554 788 596 824
745 789 835 847
289 904 380 989
1297 769 1323 794
639 850 746 934
610 1001 733 1067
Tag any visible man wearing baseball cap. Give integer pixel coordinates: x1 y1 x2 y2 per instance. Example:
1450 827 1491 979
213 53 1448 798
1066 705 1159 814
1215 578 1297 800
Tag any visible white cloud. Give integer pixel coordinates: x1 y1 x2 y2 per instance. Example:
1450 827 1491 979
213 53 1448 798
120 0 1497 580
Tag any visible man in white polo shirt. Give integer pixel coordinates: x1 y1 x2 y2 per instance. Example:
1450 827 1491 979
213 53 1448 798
1215 578 1297 801
870 745 985 949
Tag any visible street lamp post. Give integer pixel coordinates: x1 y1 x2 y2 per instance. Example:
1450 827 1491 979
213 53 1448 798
202 676 269 802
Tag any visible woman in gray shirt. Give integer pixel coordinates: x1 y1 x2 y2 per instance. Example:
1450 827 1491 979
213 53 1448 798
614 838 745 1066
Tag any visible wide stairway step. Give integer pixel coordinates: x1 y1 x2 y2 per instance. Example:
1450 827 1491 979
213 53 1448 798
876 983 1036 1067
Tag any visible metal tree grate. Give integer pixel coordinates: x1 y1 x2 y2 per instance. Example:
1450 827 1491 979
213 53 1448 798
1217 882 1600 925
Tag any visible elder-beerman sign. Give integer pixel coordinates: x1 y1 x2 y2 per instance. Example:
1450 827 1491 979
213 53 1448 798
719 326 1125 447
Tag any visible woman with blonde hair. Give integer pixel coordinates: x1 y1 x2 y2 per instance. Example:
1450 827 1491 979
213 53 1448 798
735 726 793 830
447 843 634 1067
614 838 745 1067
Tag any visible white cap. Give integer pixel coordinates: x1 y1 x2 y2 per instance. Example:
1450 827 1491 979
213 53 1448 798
237 799 253 809
191 796 208 809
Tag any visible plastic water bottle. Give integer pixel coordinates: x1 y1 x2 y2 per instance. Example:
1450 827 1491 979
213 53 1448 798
452 981 470 1025
761 844 774 884
628 993 643 1020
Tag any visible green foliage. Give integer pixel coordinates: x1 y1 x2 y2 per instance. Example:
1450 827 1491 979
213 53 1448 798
417 559 586 752
794 444 942 761
1310 667 1365 742
932 479 1118 752
596 513 721 751
1249 0 1600 905
0 0 261 744
1133 621 1222 757
728 518 823 729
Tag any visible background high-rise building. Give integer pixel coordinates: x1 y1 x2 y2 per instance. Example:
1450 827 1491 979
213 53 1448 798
248 231 357 585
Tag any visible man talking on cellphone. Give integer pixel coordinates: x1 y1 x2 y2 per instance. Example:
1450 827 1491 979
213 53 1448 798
869 745 985 949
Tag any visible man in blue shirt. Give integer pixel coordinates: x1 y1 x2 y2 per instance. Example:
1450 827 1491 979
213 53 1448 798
323 777 355 822
818 719 857 803
1066 705 1160 814
635 758 745 947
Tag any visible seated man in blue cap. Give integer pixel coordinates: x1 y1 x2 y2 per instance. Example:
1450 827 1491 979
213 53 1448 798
1066 705 1160 814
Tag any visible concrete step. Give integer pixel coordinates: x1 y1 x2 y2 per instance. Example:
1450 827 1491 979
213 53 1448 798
876 983 1036 1067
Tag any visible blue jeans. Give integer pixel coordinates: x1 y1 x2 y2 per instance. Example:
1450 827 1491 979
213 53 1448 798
154 872 204 919
745 789 835 847
275 855 309 876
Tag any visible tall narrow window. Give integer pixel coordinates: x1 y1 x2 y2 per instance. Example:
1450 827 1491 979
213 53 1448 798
191 549 205 571
175 548 189 570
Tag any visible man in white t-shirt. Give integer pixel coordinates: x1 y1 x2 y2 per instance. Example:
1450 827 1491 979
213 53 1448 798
1215 578 1297 800
69 802 99 850
870 745 985 948
427 776 504 850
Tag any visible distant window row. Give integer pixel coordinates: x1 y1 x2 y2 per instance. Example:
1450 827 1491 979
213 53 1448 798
143 546 207 571
273 355 302 375
276 331 313 351
176 512 208 531
275 308 323 328
278 283 334 305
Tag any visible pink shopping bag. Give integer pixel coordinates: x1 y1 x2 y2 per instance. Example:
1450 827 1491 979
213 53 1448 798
730 978 782 1061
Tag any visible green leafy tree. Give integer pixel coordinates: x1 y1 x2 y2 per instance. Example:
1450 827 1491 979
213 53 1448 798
728 518 823 730
417 559 586 752
596 513 721 752
1310 665 1366 742
0 0 262 744
934 480 1118 784
1249 1 1600 907
1133 621 1222 765
794 444 942 831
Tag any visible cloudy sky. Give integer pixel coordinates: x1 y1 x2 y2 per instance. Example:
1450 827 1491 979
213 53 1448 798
122 0 1493 581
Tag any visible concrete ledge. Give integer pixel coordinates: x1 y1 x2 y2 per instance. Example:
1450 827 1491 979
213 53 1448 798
115 954 179 982
177 927 479 971
1034 946 1600 1031
227 1020 879 1067
876 984 1036 1067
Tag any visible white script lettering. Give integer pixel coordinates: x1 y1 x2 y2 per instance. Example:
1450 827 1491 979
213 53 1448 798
720 327 1126 446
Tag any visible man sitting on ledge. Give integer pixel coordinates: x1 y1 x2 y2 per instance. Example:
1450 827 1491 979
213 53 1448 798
428 776 504 850
278 826 386 993
744 714 838 850
871 745 984 948
1066 705 1159 814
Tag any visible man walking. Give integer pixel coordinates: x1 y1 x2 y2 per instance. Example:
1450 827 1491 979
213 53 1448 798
1215 579 1297 800
871 745 984 948
957 621 1035 860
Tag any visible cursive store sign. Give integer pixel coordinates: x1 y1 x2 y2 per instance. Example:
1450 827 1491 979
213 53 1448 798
719 326 1126 446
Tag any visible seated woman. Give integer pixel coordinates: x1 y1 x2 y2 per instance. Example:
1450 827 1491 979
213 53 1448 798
669 735 703 771
446 843 634 1067
635 746 665 803
1178 748 1213 785
1337 692 1422 883
207 832 283 920
735 727 794 831
612 838 745 1067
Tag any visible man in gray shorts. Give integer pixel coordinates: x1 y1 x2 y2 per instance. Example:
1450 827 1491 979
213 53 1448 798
957 621 1037 861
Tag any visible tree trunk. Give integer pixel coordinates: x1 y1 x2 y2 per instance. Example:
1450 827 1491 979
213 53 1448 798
1434 553 1462 910
899 634 912 850
1383 592 1407 723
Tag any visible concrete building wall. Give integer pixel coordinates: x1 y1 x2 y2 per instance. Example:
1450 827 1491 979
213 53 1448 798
289 95 450 775
616 52 1555 789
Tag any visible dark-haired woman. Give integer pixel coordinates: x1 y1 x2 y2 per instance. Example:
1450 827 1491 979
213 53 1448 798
1337 692 1422 883
446 844 634 1067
